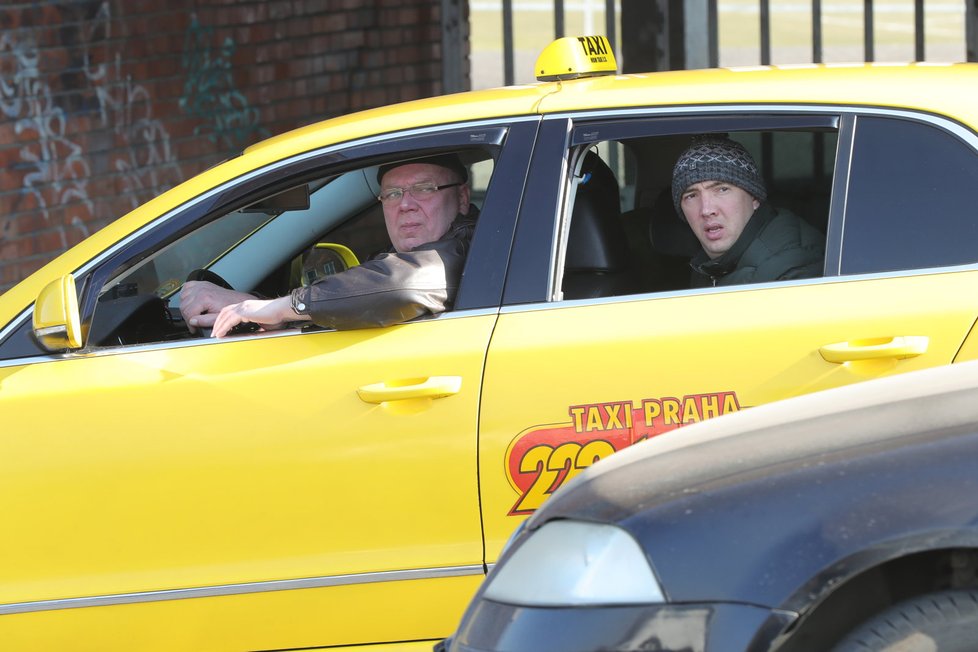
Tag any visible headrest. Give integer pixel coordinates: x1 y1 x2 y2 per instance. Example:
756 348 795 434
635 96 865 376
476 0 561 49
565 153 628 272
648 187 701 258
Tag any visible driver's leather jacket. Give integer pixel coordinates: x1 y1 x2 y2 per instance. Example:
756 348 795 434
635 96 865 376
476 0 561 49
289 207 478 330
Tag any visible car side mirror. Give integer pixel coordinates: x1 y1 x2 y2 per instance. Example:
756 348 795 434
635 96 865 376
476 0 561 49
33 274 84 351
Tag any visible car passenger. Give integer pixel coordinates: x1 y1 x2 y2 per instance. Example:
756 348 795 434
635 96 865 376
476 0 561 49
672 135 824 287
179 154 478 336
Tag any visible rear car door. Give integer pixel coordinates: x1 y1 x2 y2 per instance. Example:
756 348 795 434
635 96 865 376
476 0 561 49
479 109 978 560
0 121 536 650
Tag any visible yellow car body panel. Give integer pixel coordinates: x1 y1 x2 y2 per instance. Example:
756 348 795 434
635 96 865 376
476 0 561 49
954 323 978 363
0 315 494 648
0 577 472 651
480 271 978 557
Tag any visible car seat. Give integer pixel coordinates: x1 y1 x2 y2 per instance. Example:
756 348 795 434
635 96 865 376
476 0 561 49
562 152 636 299
645 187 700 290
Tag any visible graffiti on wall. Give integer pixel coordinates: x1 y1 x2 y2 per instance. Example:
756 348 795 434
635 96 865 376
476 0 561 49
180 14 269 148
82 1 183 210
1 3 265 277
1 30 93 250
0 0 183 256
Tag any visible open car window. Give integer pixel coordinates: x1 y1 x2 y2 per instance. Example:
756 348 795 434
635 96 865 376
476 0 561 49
556 123 837 301
106 174 364 300
88 153 495 349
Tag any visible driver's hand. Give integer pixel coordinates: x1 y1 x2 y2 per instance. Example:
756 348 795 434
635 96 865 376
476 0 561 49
179 281 255 333
210 296 306 338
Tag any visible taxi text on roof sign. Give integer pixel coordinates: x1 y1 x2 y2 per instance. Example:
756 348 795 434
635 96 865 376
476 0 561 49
535 35 618 82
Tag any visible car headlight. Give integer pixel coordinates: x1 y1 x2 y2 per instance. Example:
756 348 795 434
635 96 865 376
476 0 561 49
482 520 665 606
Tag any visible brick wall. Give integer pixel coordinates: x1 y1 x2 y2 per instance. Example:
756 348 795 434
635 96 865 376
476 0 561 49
0 0 468 292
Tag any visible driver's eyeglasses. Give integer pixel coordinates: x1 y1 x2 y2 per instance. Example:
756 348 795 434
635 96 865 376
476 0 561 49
377 182 461 204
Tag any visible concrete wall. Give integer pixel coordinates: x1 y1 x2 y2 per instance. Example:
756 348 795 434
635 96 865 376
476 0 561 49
0 0 466 292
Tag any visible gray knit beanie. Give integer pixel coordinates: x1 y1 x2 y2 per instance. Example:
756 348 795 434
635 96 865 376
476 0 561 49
671 135 767 215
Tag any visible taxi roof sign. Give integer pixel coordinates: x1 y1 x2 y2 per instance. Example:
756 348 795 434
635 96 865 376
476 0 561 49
535 36 618 82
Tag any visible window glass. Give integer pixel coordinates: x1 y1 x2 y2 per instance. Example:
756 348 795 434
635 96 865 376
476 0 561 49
114 211 271 297
468 157 494 205
841 116 978 275
558 127 835 300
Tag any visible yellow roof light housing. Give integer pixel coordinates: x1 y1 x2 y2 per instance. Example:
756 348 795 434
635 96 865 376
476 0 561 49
535 35 618 82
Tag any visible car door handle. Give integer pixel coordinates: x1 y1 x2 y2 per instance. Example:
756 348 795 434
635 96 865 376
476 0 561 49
357 376 462 404
818 336 929 363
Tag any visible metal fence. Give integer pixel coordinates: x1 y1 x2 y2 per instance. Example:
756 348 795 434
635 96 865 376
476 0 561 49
485 0 978 85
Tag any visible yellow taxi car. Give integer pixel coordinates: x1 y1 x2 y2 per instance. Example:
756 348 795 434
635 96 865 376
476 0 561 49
2 35 978 650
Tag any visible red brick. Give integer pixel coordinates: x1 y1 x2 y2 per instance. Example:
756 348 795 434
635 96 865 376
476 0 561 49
0 1 450 289
17 258 45 281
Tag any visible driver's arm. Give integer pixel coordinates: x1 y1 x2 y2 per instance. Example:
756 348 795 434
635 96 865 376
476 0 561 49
290 215 476 330
210 296 310 338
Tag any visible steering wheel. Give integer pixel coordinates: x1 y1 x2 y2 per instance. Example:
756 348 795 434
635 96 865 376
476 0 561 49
185 268 235 290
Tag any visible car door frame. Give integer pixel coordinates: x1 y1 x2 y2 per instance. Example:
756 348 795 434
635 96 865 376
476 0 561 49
504 110 848 305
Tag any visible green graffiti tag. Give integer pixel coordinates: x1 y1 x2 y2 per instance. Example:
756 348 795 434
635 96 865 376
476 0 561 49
180 15 270 149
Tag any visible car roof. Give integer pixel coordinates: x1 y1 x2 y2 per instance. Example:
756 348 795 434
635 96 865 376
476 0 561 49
532 358 978 527
537 62 978 120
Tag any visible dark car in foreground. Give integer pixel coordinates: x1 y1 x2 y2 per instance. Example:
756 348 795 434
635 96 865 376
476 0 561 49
443 360 978 652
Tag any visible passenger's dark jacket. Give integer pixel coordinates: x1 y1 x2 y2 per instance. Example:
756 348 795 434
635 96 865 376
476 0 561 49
689 203 824 288
291 208 478 330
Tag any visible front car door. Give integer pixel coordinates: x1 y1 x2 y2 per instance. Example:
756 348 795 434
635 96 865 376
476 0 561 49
479 107 978 560
0 120 537 650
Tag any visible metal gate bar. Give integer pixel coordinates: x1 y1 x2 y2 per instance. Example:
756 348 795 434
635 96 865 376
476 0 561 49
970 0 978 61
914 0 924 60
760 0 770 64
493 0 978 89
813 0 823 62
864 0 874 61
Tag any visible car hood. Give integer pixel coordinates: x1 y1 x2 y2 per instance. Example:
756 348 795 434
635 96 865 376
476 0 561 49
534 359 978 524
525 360 978 607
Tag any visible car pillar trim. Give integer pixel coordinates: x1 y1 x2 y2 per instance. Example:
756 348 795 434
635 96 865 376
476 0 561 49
0 564 486 615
